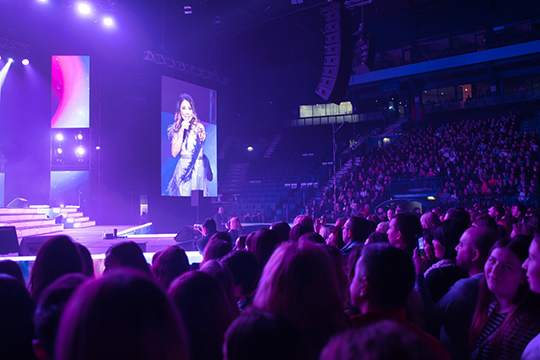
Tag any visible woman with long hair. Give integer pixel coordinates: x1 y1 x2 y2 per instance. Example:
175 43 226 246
469 237 540 360
167 93 208 196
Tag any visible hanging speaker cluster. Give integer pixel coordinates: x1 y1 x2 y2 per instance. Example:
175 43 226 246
352 24 375 76
315 3 354 104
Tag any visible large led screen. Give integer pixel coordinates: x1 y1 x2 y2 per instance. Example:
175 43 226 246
161 76 217 197
51 56 90 128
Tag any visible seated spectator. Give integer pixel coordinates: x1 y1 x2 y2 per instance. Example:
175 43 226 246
103 241 151 276
168 271 236 360
151 245 190 290
0 260 25 284
224 310 307 360
33 273 89 360
349 243 450 360
327 225 346 250
56 270 188 360
221 250 260 311
253 240 348 357
469 238 540 360
364 232 389 245
293 215 314 231
321 320 437 360
289 224 312 242
444 207 471 227
30 235 83 301
298 232 326 245
233 235 247 251
0 274 36 360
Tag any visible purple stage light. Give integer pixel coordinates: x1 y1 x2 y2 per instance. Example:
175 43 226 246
22 59 29 66
103 17 114 27
76 147 85 156
77 2 92 15
57 148 63 154
77 133 83 140
56 133 64 141
8 58 13 63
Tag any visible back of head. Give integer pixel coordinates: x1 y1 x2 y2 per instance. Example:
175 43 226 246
321 320 436 360
293 215 314 230
289 224 312 242
76 243 95 278
104 241 151 276
221 250 260 296
420 211 442 230
224 310 307 360
473 213 498 231
0 260 25 284
462 227 499 264
0 274 36 360
210 231 233 246
168 271 235 360
298 232 326 245
270 221 290 242
250 228 280 267
30 235 83 301
357 243 415 310
253 240 342 330
433 220 469 259
202 239 233 265
365 232 389 245
57 270 187 360
34 273 89 358
200 260 240 318
348 216 375 243
203 218 217 233
152 245 190 290
391 213 423 248
445 207 471 227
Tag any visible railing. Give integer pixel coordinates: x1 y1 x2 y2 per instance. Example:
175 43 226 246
283 113 383 127
433 195 540 210
390 177 443 195
424 90 540 114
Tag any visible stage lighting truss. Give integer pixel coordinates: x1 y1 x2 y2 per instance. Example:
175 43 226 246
344 0 372 10
0 38 30 55
65 0 116 12
143 50 230 85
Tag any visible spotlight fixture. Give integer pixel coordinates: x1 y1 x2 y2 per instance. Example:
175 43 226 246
22 59 29 66
76 146 85 156
247 146 253 152
77 133 83 140
184 5 192 14
77 2 92 15
57 148 63 154
8 58 14 63
56 133 64 141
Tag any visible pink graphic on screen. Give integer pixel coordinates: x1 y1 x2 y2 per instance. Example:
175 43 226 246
51 56 90 128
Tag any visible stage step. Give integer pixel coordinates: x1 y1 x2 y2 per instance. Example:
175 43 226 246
0 214 49 222
0 208 40 215
0 219 57 228
17 224 64 238
71 220 96 228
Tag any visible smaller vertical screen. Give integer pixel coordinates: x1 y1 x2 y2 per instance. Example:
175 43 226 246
50 171 89 207
51 55 90 128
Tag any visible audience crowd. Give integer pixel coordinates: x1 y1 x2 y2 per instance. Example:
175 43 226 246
304 113 539 222
1 202 540 360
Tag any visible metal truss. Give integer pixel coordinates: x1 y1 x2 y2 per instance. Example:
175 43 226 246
143 50 229 85
63 0 117 11
0 37 30 55
344 0 373 10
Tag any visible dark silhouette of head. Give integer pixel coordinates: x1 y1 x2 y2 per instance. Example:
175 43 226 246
104 241 151 276
151 245 190 290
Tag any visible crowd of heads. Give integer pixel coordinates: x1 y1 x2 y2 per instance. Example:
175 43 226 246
2 200 540 360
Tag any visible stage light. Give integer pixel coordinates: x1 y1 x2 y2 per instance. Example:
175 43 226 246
103 17 114 27
8 58 13 63
22 59 29 66
56 133 64 141
37 0 48 3
77 133 83 140
95 146 101 150
57 148 63 154
77 2 92 15
76 147 85 156
247 146 253 152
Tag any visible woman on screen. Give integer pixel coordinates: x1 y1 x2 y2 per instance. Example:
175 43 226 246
167 93 209 196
